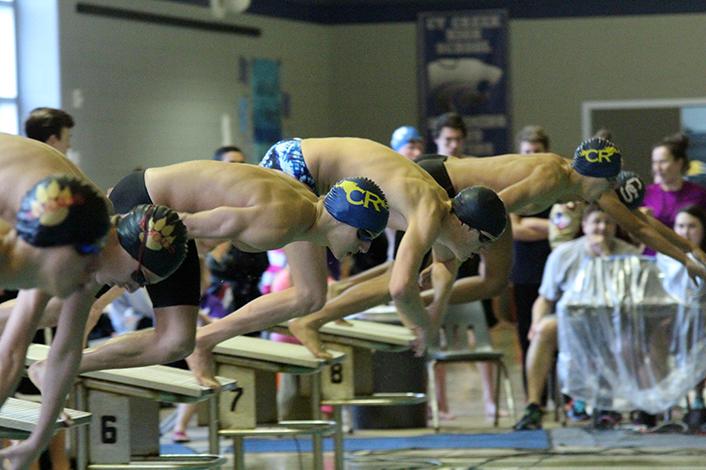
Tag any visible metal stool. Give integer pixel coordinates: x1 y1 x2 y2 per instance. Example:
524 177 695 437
426 301 515 430
219 420 336 470
87 455 227 469
322 392 427 470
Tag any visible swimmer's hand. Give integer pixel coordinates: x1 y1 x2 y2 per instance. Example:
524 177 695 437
0 440 42 470
410 326 428 357
418 265 433 290
691 247 706 267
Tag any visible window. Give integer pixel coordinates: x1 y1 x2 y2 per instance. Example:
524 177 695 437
0 0 18 134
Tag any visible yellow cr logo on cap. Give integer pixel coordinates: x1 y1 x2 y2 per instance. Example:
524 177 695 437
579 146 619 163
336 180 389 213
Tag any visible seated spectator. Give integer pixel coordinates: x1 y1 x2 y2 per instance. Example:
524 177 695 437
514 204 641 430
105 289 154 335
656 204 706 429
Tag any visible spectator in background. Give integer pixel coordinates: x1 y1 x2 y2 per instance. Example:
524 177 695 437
593 128 613 141
212 145 246 163
430 113 503 418
510 126 552 396
644 133 706 229
631 137 706 427
656 204 706 430
24 107 74 155
203 242 269 316
433 112 466 157
105 289 154 335
514 204 641 430
390 125 425 161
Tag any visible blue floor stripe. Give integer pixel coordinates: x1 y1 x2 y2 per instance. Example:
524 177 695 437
160 443 199 454
224 431 548 453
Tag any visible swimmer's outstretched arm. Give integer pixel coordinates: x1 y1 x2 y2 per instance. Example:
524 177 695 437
421 221 513 306
78 304 197 373
0 298 17 332
289 270 393 358
598 192 706 279
328 261 392 298
84 286 124 343
0 288 95 469
0 290 50 406
389 210 441 350
425 245 460 331
510 213 549 242
342 260 392 284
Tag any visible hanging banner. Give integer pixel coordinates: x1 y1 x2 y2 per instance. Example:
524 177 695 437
251 58 282 159
418 10 509 156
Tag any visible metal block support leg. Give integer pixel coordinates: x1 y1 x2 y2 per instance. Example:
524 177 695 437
333 405 344 470
208 395 219 455
76 385 88 470
426 361 439 432
233 437 245 470
310 374 323 470
494 360 502 427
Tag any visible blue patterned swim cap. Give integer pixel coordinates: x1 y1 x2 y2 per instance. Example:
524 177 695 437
323 177 389 237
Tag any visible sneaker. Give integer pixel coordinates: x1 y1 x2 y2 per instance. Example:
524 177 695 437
567 400 591 422
593 410 622 430
172 430 191 443
514 404 542 431
684 408 706 432
630 410 657 428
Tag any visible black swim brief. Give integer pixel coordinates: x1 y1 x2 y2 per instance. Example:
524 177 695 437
109 170 200 308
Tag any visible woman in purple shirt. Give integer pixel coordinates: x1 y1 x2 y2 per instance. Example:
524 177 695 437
644 133 706 228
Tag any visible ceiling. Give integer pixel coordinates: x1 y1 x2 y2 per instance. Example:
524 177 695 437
164 0 706 24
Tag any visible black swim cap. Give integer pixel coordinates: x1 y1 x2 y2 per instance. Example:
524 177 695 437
451 186 507 241
615 170 645 211
117 204 188 278
16 175 110 252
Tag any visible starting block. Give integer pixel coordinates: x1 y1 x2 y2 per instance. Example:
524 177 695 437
26 344 237 469
0 397 91 440
212 336 344 470
272 318 426 470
